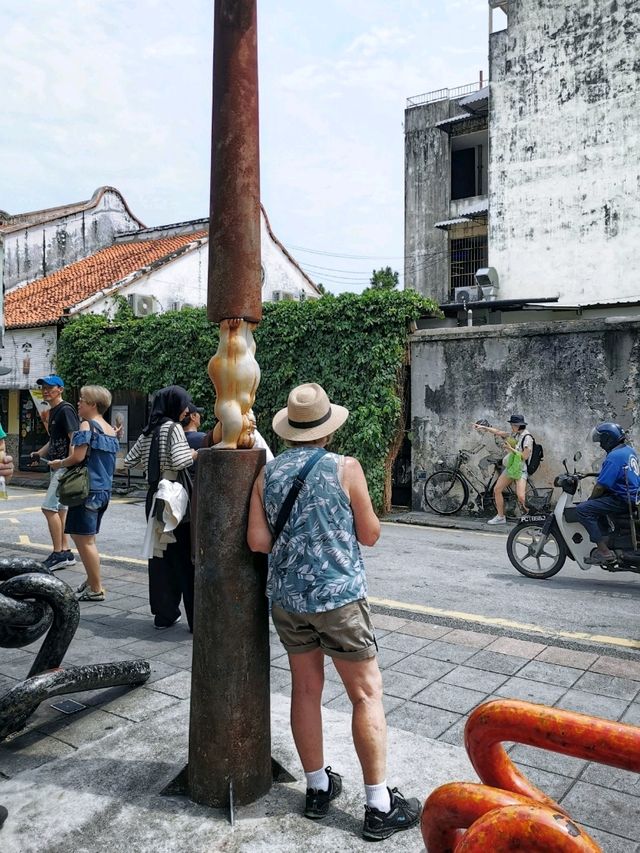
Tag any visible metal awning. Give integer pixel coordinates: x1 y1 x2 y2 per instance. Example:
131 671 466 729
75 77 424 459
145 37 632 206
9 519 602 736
435 113 487 134
457 85 489 115
434 205 488 229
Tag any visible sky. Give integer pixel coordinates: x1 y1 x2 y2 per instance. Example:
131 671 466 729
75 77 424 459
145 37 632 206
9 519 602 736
0 1 492 292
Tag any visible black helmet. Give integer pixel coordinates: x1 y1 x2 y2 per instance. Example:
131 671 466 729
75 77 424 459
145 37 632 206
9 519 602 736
591 422 626 453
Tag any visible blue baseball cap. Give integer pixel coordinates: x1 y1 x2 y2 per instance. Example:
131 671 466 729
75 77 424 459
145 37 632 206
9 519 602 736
37 375 65 388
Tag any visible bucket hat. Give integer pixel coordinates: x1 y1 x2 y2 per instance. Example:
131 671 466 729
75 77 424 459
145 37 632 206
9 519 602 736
508 414 527 426
272 383 349 442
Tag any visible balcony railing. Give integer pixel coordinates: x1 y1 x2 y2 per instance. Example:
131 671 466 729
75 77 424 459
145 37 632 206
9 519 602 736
407 80 484 109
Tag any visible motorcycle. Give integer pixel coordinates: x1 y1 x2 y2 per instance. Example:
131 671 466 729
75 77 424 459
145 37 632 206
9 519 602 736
506 453 640 579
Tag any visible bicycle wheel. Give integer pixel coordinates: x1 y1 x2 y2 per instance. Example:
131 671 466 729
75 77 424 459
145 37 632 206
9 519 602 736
507 522 567 579
423 470 469 515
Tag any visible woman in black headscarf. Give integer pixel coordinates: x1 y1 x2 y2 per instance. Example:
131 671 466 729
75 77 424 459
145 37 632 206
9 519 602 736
125 386 197 630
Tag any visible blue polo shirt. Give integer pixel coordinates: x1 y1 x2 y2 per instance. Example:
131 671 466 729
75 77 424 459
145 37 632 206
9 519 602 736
597 445 640 500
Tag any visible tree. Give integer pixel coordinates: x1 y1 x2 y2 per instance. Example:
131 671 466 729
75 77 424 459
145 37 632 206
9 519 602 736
369 266 399 290
315 282 329 295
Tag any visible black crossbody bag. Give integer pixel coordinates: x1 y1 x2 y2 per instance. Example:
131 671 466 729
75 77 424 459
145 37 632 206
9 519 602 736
272 448 327 541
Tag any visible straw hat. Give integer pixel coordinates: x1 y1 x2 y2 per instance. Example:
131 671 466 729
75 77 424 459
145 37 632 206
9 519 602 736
272 383 349 442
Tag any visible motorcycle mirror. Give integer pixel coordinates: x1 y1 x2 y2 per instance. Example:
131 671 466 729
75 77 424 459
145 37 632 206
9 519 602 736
574 451 582 461
562 458 569 473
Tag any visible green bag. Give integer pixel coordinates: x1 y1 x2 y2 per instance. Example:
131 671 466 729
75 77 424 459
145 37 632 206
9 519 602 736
506 451 522 480
56 464 90 507
56 421 95 507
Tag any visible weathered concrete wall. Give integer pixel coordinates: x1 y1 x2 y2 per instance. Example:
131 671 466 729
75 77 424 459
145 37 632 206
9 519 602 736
404 101 451 303
489 0 640 302
2 188 143 290
410 317 640 511
0 326 57 391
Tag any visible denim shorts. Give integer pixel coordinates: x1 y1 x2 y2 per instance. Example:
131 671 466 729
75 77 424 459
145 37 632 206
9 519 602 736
64 490 111 536
42 468 67 512
271 599 377 661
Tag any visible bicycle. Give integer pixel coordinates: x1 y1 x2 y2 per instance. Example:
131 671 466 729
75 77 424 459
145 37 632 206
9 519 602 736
423 445 543 517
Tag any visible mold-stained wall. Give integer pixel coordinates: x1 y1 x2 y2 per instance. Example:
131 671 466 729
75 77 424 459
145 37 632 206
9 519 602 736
489 0 640 302
2 188 143 290
410 318 640 512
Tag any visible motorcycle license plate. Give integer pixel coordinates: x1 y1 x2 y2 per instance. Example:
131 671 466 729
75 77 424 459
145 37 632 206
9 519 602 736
521 514 547 523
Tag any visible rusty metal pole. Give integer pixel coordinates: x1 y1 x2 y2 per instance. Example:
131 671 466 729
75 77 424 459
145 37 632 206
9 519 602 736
188 0 271 808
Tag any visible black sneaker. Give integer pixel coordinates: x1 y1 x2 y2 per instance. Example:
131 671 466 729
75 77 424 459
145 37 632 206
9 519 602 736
62 550 76 566
362 787 421 841
304 766 342 820
154 615 182 630
42 551 69 571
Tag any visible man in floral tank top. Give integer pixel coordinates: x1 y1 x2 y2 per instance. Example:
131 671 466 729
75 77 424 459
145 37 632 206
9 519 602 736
248 383 421 841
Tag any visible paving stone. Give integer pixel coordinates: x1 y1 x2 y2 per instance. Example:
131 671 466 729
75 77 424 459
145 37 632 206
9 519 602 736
371 613 409 632
391 654 455 683
509 743 587 778
512 764 575 802
516 660 584 688
464 649 527 676
561 781 640 841
573 670 640 701
579 825 639 853
397 622 451 640
621 703 640 726
416 640 477 665
380 669 431 700
146 670 192 699
324 691 403 716
270 667 291 696
0 729 76 776
441 664 509 694
440 629 498 649
413 681 488 715
271 652 290 670
376 646 412 669
0 654 37 679
484 636 547 659
377 632 431 654
36 708 129 747
580 761 640 795
100 686 183 722
589 655 640 681
494 675 567 705
118 638 190 659
556 688 631 720
100 595 149 612
386 700 462 739
145 659 183 684
436 715 468 748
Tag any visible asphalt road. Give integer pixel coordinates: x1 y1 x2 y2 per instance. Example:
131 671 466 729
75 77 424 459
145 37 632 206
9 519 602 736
2 485 638 650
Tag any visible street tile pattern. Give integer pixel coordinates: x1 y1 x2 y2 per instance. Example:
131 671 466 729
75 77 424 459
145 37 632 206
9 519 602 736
0 552 639 850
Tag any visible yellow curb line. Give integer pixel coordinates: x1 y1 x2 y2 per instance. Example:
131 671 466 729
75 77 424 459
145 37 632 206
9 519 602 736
17 535 147 566
368 595 640 651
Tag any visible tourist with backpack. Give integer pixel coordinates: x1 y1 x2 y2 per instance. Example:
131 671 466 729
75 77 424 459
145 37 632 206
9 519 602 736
473 414 542 524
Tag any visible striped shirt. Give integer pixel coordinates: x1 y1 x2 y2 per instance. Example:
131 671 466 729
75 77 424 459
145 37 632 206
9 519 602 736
124 420 193 478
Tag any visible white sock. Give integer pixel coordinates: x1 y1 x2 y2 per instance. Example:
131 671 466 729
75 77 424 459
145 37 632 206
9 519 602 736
365 781 391 812
305 767 329 792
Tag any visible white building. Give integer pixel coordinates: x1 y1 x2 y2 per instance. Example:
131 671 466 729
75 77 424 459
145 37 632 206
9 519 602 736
405 0 640 313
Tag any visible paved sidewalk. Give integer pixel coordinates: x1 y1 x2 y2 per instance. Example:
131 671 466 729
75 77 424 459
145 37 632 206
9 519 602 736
1 542 639 851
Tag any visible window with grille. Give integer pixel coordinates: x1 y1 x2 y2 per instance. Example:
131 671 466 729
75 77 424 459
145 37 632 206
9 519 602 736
449 235 488 296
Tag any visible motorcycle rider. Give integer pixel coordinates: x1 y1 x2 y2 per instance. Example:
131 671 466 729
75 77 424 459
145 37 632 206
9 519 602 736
576 423 640 563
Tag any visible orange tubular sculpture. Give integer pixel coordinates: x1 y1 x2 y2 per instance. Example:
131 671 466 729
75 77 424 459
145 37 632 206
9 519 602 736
421 699 640 852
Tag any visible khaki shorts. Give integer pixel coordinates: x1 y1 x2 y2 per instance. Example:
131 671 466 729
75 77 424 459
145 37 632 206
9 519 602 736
272 599 377 661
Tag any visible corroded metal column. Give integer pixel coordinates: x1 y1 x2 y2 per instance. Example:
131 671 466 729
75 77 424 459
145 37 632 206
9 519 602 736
188 0 271 808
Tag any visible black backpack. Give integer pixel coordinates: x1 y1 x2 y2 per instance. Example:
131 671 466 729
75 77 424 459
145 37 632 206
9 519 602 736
526 436 544 476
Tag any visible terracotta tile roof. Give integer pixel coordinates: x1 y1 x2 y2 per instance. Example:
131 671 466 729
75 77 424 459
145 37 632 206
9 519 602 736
5 232 207 329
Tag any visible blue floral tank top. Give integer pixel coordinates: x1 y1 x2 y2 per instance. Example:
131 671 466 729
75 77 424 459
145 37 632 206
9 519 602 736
263 447 367 614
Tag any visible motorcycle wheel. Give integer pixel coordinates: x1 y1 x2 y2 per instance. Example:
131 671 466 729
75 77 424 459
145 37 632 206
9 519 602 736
507 521 567 579
423 470 469 515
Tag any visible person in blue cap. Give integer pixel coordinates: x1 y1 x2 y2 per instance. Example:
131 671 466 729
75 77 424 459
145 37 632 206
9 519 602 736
30 375 80 570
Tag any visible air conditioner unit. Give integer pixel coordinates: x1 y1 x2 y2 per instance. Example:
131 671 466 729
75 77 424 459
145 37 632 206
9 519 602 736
127 294 157 317
168 300 182 312
454 286 482 304
272 290 282 302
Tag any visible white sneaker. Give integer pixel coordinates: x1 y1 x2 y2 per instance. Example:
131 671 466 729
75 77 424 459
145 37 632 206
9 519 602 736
487 515 506 525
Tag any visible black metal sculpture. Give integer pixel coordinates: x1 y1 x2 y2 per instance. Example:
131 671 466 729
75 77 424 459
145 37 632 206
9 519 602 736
0 558 150 741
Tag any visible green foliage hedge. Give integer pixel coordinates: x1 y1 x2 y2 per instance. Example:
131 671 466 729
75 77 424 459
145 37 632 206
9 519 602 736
57 290 439 511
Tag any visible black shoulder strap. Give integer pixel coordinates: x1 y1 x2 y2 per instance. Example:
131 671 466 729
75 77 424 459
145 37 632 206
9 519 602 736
273 449 327 542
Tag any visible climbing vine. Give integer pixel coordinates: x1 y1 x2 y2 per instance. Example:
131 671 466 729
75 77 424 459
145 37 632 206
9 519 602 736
57 290 439 511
